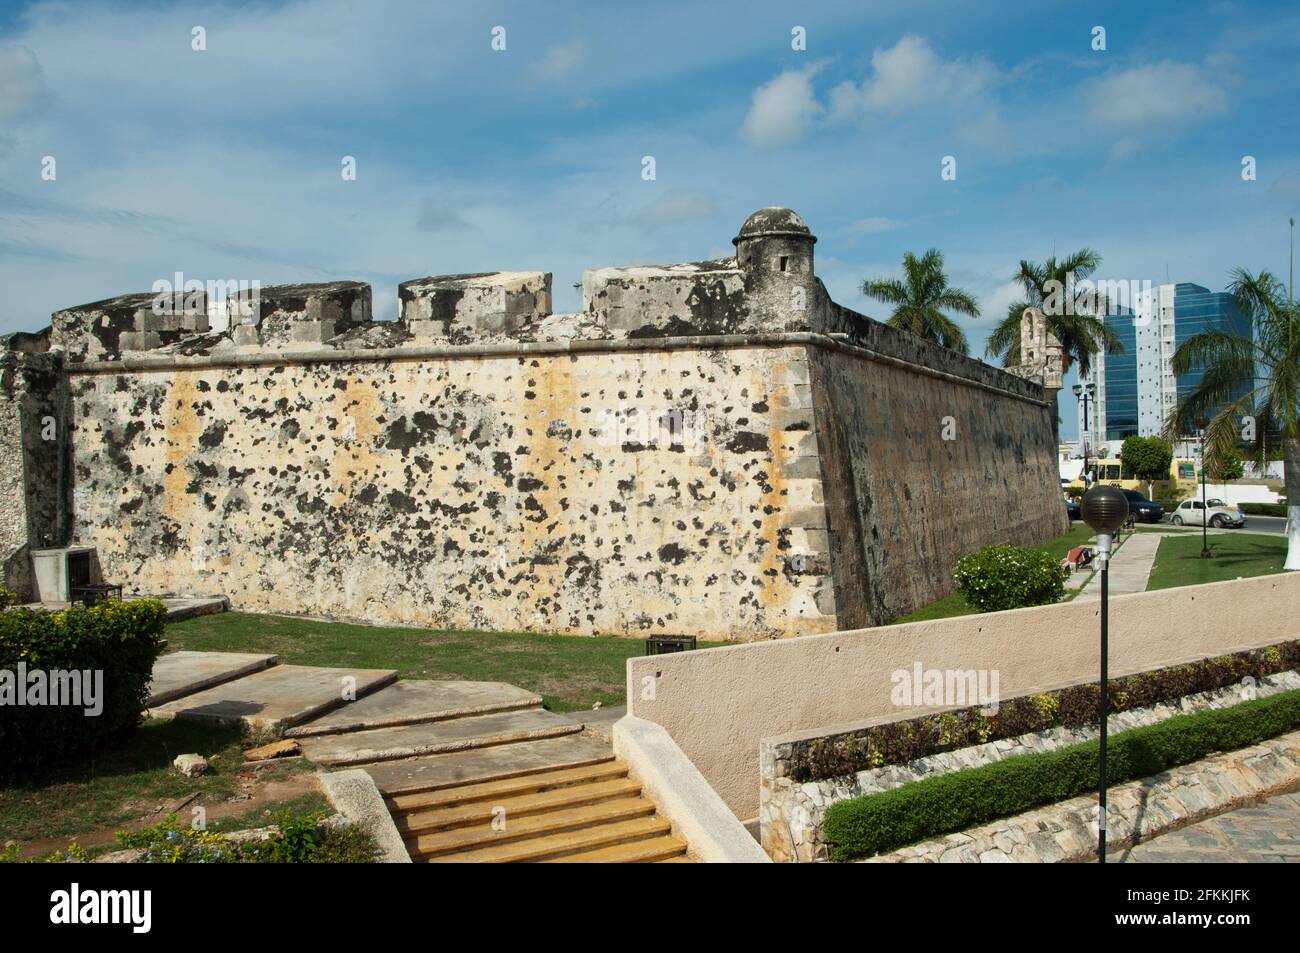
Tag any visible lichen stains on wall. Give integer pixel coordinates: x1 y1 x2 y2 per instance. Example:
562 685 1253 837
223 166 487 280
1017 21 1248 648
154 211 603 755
70 346 838 639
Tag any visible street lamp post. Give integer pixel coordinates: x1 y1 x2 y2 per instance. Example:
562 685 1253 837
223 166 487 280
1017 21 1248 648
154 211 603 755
1198 421 1211 559
1073 382 1097 486
1080 484 1129 864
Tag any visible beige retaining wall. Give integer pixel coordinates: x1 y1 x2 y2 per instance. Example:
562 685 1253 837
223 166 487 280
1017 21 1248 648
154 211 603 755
625 572 1300 820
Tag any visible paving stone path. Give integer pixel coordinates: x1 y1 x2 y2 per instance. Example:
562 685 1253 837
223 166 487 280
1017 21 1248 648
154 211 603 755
1120 790 1300 863
1074 530 1165 602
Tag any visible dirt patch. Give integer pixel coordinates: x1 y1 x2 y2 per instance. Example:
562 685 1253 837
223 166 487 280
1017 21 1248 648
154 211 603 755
14 768 320 860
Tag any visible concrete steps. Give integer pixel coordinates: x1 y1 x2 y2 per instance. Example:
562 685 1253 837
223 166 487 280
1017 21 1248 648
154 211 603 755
361 734 617 796
148 663 398 734
144 652 695 862
297 708 583 767
390 758 690 863
286 680 542 738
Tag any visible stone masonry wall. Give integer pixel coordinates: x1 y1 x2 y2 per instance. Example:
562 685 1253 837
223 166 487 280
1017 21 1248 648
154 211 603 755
20 209 1067 637
67 344 837 638
1 337 68 597
807 327 1067 626
760 670 1300 862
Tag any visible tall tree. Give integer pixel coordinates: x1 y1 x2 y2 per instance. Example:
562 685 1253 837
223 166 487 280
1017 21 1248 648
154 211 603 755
862 248 979 354
984 248 1124 377
1162 268 1300 570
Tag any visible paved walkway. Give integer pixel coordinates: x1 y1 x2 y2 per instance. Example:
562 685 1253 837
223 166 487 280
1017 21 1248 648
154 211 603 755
1074 530 1166 602
1120 790 1300 863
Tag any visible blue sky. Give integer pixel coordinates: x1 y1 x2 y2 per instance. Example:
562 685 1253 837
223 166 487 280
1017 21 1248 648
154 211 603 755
1 0 1297 437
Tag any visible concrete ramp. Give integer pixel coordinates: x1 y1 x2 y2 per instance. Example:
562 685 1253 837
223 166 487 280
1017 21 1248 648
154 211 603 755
148 664 398 733
286 679 541 738
298 709 582 767
146 650 279 707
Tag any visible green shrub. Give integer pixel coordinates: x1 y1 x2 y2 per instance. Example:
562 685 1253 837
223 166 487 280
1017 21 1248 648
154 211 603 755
1240 502 1287 517
0 587 15 609
787 638 1300 783
822 688 1300 861
113 811 378 863
0 599 166 780
953 544 1065 612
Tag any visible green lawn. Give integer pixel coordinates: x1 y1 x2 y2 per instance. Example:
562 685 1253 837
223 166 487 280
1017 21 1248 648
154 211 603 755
164 611 724 713
0 718 315 848
887 522 1100 625
1146 532 1289 590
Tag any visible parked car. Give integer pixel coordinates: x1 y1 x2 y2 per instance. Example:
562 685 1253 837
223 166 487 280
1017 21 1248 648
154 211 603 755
1170 498 1247 528
1120 489 1164 523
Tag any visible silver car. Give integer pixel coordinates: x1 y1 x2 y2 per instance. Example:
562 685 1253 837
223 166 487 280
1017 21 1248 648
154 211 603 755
1170 498 1247 528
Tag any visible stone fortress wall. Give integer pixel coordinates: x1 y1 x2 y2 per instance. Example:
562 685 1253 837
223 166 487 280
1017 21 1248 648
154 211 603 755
0 208 1067 639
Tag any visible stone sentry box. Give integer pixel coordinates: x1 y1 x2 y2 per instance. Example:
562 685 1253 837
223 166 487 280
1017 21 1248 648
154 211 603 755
18 208 1067 639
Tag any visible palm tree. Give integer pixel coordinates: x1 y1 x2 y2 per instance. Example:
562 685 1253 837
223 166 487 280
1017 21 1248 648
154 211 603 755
1161 268 1300 571
862 249 979 354
984 248 1124 377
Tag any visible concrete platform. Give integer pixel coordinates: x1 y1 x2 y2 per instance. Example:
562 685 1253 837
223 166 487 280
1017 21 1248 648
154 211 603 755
12 595 228 621
285 680 542 738
146 650 279 707
559 704 627 743
362 733 617 796
298 709 584 767
148 664 398 733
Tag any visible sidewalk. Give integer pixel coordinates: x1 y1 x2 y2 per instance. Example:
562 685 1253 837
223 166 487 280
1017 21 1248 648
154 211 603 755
1073 531 1166 602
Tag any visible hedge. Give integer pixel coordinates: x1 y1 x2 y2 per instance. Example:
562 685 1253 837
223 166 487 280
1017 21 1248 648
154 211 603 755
787 638 1300 783
822 687 1300 861
1239 502 1288 518
0 600 166 780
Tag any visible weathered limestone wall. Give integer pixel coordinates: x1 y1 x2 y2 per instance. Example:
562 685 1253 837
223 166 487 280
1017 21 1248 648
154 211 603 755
1 333 69 597
20 208 1068 638
67 344 837 638
808 313 1068 626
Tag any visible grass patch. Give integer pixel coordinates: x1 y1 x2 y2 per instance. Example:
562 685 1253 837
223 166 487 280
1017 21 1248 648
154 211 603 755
1146 533 1288 591
888 523 1099 625
163 611 724 712
0 717 313 845
823 687 1300 861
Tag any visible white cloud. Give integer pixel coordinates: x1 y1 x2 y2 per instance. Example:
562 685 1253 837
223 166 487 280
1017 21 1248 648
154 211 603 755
634 190 718 228
533 38 586 83
829 35 994 120
840 216 902 237
1087 62 1228 126
741 68 822 149
956 109 1012 155
0 45 50 127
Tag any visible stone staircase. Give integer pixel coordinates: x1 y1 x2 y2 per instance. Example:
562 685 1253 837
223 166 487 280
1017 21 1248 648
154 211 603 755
148 651 691 862
388 756 690 863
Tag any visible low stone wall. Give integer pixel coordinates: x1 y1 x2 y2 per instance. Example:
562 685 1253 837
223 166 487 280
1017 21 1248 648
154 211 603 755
612 716 770 863
862 729 1300 863
760 670 1300 862
626 573 1300 819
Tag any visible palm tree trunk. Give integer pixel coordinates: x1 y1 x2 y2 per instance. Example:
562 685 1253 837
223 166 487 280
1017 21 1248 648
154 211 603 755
1285 437 1300 571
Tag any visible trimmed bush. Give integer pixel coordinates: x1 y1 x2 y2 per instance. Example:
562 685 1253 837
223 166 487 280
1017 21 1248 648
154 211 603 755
822 687 1300 861
0 600 166 780
0 587 15 609
788 639 1300 782
953 544 1065 612
1240 502 1287 518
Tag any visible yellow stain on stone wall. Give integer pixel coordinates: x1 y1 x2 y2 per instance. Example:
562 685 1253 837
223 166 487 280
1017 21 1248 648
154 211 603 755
162 373 201 527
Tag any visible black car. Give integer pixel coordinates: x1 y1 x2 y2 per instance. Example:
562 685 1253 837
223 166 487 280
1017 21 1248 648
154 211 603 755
1121 489 1164 522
